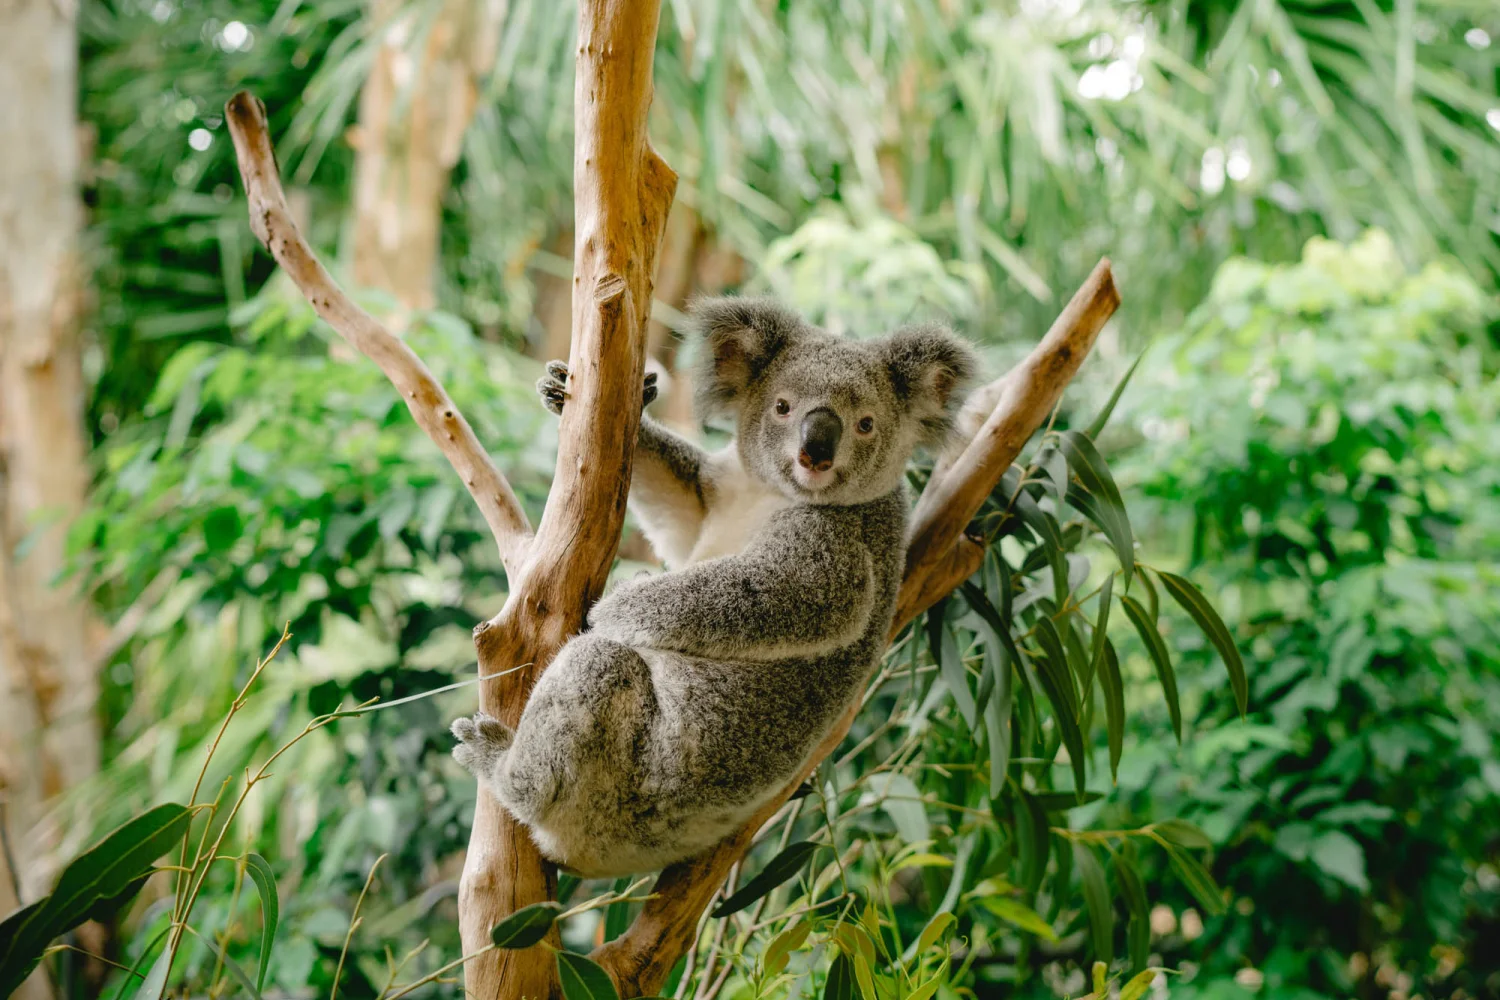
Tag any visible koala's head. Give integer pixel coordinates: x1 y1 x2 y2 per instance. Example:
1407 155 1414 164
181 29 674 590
690 297 979 505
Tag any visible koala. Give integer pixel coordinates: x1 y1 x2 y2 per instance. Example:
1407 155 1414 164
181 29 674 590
451 298 977 877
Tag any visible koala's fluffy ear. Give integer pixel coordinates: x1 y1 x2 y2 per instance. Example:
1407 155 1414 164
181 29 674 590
881 324 980 448
689 296 805 414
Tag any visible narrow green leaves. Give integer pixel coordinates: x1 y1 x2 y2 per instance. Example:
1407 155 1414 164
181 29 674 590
187 928 262 1000
132 942 174 1000
489 901 563 949
1152 818 1213 850
963 582 1015 798
1032 615 1087 796
1119 595 1181 742
1156 570 1248 716
556 951 620 1000
1059 430 1134 586
1085 347 1146 439
928 606 975 729
1094 576 1125 781
913 912 956 956
762 921 811 978
713 841 823 917
1027 791 1104 812
978 897 1058 941
243 853 279 991
1120 970 1161 1000
1 803 192 998
1013 790 1051 895
1074 844 1114 965
1162 844 1227 916
823 951 855 1000
1113 851 1150 973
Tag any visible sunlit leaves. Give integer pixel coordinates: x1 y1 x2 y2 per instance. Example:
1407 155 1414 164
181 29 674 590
761 921 811 979
978 896 1058 941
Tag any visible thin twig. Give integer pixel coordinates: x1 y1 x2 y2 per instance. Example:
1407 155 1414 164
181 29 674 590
332 854 388 1000
223 93 532 571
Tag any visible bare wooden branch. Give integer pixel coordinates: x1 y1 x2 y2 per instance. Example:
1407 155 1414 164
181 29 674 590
900 259 1120 622
223 92 533 574
592 260 1119 997
454 3 677 998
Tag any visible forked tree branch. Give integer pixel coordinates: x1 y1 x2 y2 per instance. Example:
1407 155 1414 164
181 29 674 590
227 72 1116 988
592 260 1120 998
223 92 533 574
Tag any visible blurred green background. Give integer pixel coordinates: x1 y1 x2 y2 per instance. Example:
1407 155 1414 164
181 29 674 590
2 0 1499 998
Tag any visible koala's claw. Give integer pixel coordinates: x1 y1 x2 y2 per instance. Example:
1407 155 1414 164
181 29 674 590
537 359 659 415
537 361 570 416
451 711 513 777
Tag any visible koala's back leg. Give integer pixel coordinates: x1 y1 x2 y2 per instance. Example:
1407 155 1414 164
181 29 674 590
498 634 660 828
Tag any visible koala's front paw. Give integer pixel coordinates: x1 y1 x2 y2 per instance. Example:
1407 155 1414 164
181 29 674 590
537 360 570 416
536 360 659 416
450 711 514 778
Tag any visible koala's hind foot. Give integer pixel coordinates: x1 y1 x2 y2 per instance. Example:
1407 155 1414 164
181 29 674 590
451 711 514 780
537 360 657 416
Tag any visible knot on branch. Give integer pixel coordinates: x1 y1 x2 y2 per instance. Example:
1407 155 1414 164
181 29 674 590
593 273 628 305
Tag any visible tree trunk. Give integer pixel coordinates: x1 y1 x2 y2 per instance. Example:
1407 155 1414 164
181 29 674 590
350 0 508 310
0 0 98 901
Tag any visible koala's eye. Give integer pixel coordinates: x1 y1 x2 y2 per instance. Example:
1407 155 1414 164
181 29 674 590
774 399 791 416
857 416 875 435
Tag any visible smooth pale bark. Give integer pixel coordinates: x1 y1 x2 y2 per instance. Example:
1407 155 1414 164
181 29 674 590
350 0 508 310
0 0 98 892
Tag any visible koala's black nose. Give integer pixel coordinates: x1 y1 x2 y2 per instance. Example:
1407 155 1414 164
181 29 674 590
798 407 841 472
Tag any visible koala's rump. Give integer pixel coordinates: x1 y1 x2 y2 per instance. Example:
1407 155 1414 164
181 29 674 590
519 643 868 877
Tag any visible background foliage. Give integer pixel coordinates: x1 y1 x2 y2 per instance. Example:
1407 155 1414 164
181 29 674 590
13 0 1500 997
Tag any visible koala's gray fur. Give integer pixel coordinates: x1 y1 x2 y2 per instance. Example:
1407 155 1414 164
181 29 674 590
452 298 978 877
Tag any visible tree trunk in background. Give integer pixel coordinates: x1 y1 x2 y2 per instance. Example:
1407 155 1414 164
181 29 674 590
531 226 576 362
350 0 508 310
0 0 97 987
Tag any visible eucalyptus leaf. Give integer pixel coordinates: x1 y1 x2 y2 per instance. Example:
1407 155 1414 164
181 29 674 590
1075 844 1114 965
244 853 280 991
823 951 855 1000
489 901 562 949
1031 615 1087 795
1059 430 1134 586
979 896 1058 941
556 951 620 1000
0 803 192 997
1120 595 1181 742
712 841 823 917
1156 569 1248 717
1085 347 1147 439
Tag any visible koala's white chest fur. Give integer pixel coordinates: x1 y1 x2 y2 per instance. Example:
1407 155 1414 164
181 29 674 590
685 451 791 565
